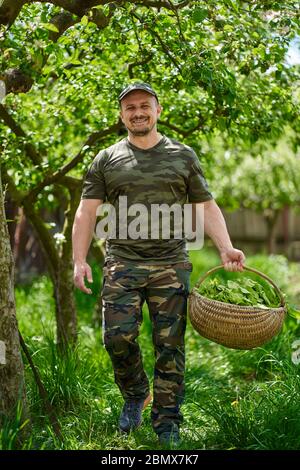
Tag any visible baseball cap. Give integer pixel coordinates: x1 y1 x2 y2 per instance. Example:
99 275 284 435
118 82 159 102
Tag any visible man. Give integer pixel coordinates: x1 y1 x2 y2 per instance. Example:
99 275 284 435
72 82 245 446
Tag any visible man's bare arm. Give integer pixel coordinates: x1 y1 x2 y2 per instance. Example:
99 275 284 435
199 199 245 272
72 198 102 294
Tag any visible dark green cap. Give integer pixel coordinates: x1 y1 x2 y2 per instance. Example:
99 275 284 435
118 82 159 102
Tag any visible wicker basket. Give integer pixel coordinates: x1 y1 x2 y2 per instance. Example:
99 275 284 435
189 265 287 350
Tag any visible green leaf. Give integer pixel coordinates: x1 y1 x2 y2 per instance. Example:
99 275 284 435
224 24 233 32
224 0 239 13
42 65 53 76
199 277 281 308
32 51 43 70
103 5 111 16
81 15 89 26
192 8 208 23
287 306 300 319
41 23 59 33
69 59 82 65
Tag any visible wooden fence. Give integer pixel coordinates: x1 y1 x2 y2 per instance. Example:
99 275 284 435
222 207 300 260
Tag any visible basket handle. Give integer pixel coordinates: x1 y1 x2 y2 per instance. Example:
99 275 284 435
194 265 286 307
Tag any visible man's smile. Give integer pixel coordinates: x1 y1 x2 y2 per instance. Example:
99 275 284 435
131 117 149 125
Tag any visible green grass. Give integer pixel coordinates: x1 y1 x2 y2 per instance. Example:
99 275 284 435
3 249 300 450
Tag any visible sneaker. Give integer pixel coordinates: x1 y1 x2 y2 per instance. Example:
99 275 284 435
119 393 152 433
158 429 181 447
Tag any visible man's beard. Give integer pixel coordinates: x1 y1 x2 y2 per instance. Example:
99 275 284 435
127 121 155 136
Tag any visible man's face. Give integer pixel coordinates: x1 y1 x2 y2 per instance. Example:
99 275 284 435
120 90 162 136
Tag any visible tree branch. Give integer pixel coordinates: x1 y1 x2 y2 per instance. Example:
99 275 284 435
0 0 26 27
1 6 114 95
0 103 41 165
159 117 205 137
36 0 191 16
130 10 182 74
48 11 77 42
1 0 191 27
61 185 81 261
1 165 59 274
22 200 60 274
22 120 122 204
128 55 153 79
0 69 34 94
131 0 190 9
0 102 80 192
1 167 25 204
167 0 186 43
1 0 190 96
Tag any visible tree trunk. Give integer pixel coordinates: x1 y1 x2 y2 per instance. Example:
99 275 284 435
282 206 290 256
264 210 280 254
22 196 78 351
0 0 25 27
54 258 77 349
53 188 81 349
0 167 27 425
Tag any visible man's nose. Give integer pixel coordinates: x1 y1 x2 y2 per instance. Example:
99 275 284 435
132 113 146 119
133 107 146 114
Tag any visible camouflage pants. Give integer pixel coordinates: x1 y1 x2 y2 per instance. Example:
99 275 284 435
102 259 192 435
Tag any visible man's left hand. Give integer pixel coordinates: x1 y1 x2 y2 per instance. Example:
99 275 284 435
220 248 246 272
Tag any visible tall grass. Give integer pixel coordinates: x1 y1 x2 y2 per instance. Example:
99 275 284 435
193 358 300 450
0 402 31 450
5 249 300 450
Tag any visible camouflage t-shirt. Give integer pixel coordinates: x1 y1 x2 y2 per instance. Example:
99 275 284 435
81 135 213 264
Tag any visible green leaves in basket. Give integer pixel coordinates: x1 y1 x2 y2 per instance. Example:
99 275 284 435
198 277 281 308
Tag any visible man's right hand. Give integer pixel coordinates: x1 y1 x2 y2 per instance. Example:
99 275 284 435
73 261 93 294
